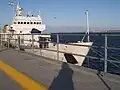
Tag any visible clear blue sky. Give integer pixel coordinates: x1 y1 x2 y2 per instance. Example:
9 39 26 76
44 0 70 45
0 0 120 28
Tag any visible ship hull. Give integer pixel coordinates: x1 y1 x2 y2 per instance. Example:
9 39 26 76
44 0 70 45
39 42 93 66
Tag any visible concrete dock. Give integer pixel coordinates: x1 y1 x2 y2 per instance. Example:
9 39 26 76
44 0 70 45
0 48 120 90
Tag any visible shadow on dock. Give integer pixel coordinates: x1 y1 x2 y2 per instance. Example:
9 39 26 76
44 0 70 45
97 71 112 90
49 62 74 90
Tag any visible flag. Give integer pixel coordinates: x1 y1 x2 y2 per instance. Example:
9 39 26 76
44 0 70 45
8 2 14 6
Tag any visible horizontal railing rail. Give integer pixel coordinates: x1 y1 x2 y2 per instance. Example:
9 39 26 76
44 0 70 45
0 33 120 75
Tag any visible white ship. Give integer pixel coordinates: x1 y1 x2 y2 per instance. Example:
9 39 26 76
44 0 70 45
9 2 45 34
2 2 93 66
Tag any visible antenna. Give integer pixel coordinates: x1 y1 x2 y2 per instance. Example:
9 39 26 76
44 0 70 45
16 2 20 10
9 1 15 19
38 10 41 16
85 10 90 42
9 0 18 18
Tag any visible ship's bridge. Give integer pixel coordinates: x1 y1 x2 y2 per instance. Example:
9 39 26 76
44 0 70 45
13 15 42 23
10 15 45 34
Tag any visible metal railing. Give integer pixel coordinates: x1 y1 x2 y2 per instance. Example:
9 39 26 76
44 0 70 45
0 33 120 75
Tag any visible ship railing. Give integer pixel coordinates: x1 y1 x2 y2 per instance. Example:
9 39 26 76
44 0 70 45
0 33 120 75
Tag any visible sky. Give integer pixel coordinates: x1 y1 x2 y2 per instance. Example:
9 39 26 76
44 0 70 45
0 0 120 30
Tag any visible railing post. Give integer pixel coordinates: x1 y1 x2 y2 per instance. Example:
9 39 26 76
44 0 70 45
18 35 20 50
57 34 59 60
15 35 17 48
23 34 24 45
32 34 34 52
87 57 90 68
8 34 10 48
0 34 2 47
104 34 108 74
39 36 42 56
40 45 42 56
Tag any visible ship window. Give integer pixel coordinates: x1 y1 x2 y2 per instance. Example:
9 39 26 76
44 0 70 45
21 22 23 24
34 22 36 24
30 22 33 24
18 22 20 24
37 22 41 24
24 22 26 24
14 22 16 24
27 22 29 24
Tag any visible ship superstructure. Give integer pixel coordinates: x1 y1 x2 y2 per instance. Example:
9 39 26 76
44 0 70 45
9 3 45 34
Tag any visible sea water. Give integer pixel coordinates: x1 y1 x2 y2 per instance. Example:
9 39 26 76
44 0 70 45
51 32 120 75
